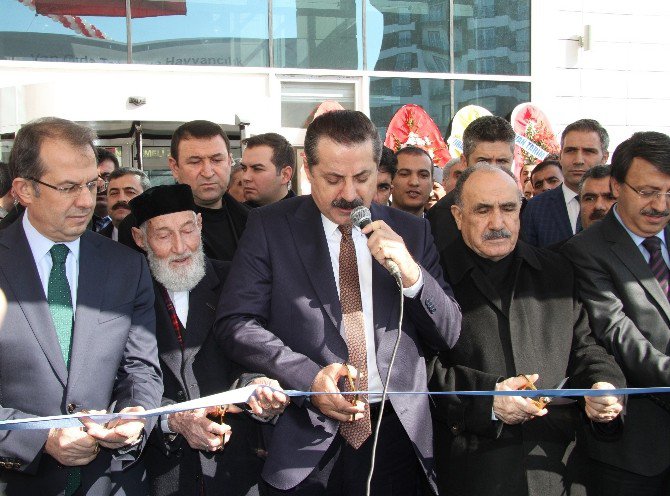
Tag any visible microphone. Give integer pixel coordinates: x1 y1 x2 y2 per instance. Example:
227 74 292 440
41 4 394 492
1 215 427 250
350 206 402 282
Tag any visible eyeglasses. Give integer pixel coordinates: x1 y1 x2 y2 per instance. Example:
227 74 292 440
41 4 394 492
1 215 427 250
97 173 111 193
28 177 98 197
624 182 670 201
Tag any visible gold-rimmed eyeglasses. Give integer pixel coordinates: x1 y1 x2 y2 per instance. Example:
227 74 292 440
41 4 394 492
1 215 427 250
28 177 97 197
624 182 670 201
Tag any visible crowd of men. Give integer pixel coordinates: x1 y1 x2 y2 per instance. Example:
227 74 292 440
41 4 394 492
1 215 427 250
0 109 668 496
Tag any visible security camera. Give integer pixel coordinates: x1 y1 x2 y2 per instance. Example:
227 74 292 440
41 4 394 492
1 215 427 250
128 96 147 107
235 114 251 127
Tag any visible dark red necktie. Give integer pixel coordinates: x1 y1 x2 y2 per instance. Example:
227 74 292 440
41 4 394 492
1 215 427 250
642 236 669 301
337 224 371 449
159 286 185 349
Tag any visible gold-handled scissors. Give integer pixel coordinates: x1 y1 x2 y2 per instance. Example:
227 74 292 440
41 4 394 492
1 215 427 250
343 362 360 406
206 405 229 447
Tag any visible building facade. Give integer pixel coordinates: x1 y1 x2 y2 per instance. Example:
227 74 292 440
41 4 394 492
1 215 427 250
0 0 667 188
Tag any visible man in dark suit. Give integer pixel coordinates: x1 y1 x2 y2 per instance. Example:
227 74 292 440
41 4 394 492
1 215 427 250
93 146 119 233
428 115 516 254
240 132 296 208
129 184 287 496
430 163 624 496
99 167 151 240
215 110 461 495
0 117 163 495
562 131 670 495
521 119 609 247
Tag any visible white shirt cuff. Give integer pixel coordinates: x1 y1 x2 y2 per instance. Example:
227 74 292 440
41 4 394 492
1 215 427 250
160 414 175 435
402 266 424 298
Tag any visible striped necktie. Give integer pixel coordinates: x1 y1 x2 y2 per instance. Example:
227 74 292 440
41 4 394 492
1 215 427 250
642 236 669 301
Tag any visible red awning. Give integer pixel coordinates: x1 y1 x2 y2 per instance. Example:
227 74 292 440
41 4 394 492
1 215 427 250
35 0 186 18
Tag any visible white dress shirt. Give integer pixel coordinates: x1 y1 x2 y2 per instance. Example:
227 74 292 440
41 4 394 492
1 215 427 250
562 183 580 234
613 205 670 266
111 226 119 242
168 290 189 328
23 211 80 308
321 215 423 402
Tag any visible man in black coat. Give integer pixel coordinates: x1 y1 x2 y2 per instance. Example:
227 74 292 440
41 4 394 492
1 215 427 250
168 120 249 261
129 184 288 496
429 164 625 496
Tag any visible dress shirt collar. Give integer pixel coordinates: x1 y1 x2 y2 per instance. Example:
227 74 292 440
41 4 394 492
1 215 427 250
321 214 363 239
562 183 578 204
613 204 667 247
23 210 81 262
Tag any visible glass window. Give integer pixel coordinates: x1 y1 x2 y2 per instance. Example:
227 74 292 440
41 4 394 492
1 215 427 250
453 0 530 76
453 79 530 119
398 31 412 48
368 1 450 73
132 1 268 66
370 77 450 140
273 0 360 70
0 0 128 63
370 77 529 141
0 0 269 66
281 81 356 128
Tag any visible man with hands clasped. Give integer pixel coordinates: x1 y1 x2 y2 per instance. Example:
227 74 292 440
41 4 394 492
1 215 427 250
429 164 625 496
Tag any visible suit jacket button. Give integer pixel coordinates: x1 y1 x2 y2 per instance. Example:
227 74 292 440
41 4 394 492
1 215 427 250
450 423 460 435
176 391 185 401
67 403 77 414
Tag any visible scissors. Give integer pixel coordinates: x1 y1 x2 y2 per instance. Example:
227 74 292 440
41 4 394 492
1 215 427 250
519 376 575 409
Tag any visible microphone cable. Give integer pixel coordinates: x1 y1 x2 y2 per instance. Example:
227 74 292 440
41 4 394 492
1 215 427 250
365 269 403 496
348 205 409 495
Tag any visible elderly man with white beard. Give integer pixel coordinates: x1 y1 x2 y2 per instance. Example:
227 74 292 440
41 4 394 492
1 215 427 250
128 184 288 496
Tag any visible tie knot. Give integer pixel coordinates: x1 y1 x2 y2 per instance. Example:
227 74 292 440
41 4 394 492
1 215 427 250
50 244 70 264
339 223 353 239
643 236 662 254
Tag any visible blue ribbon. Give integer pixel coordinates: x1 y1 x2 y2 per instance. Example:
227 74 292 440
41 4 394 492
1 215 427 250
1 386 668 431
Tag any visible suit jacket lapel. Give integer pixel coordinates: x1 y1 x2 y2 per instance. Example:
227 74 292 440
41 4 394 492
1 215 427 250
183 259 219 365
370 205 401 342
0 220 68 386
604 212 670 322
153 280 184 382
67 231 105 393
550 186 573 239
287 197 341 331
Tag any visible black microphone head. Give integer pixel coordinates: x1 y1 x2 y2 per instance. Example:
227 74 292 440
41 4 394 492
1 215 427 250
350 205 372 229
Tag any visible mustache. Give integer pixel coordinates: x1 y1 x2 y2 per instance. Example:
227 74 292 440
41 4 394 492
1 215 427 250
482 229 512 241
640 207 670 218
331 198 364 210
589 209 607 221
111 201 130 211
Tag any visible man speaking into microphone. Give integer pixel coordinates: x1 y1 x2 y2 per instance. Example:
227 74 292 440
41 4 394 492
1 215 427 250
215 110 461 495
